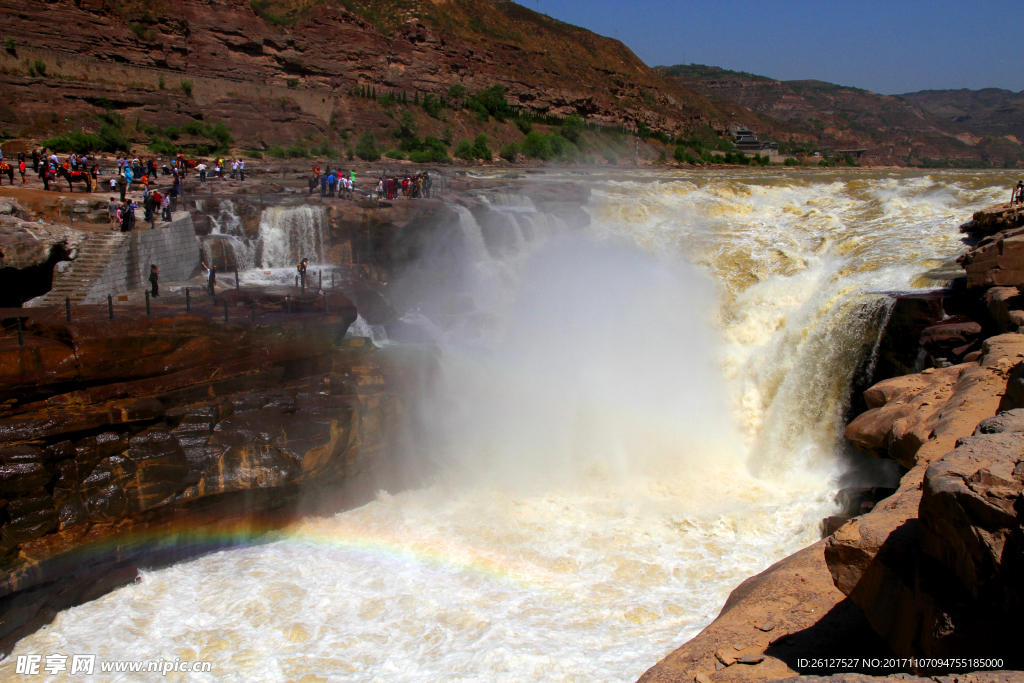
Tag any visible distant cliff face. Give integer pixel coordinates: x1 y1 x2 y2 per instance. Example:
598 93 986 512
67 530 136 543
901 88 1024 142
658 64 1024 166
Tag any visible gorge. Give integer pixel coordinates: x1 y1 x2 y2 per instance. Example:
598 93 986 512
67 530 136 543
2 167 1018 681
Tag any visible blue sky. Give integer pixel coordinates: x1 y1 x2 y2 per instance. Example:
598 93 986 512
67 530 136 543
529 0 1019 95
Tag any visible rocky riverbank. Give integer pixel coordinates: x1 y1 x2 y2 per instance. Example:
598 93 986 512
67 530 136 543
640 202 1024 682
0 290 438 655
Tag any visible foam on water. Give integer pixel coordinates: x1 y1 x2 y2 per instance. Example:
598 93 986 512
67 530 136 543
5 169 1015 683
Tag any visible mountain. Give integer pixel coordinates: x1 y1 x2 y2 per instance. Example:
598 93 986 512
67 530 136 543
0 0 769 151
658 64 1024 167
900 88 1024 141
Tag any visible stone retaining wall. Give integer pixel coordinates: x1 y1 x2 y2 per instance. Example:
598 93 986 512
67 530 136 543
82 213 200 303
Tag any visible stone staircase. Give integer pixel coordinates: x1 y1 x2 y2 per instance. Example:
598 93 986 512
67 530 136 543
34 232 127 306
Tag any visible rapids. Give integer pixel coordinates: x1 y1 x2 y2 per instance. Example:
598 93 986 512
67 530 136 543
3 169 1015 683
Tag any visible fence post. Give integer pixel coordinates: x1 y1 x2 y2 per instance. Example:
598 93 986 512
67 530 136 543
16 319 23 346
318 270 322 290
235 268 239 289
145 290 151 315
186 287 191 312
108 295 113 320
65 296 71 323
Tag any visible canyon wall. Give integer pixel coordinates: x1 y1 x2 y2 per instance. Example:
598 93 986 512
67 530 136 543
0 292 435 656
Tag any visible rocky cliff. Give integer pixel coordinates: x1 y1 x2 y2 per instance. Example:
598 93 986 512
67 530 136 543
0 291 435 656
0 0 759 149
640 205 1024 682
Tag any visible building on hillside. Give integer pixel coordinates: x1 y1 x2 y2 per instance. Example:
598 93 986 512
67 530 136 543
728 125 779 152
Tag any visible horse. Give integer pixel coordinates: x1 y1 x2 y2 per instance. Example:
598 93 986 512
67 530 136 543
58 167 93 193
0 162 12 186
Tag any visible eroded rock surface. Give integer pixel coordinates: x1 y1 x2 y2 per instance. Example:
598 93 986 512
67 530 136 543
0 293 434 656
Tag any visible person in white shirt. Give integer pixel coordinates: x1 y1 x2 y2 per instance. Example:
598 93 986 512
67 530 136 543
196 162 207 184
238 159 245 182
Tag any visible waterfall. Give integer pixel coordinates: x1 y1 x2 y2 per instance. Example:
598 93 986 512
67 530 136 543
8 170 1013 683
257 205 328 268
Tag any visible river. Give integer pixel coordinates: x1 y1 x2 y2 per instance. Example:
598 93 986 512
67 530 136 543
2 168 1014 682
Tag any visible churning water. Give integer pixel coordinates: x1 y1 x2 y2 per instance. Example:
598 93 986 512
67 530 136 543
5 169 1013 683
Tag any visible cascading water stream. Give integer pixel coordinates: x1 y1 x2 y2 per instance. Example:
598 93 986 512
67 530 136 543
5 169 1016 683
258 205 328 268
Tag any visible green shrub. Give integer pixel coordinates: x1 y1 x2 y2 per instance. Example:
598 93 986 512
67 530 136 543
453 139 476 161
195 145 210 157
446 85 466 109
148 138 178 155
267 146 286 159
515 117 532 135
3 38 16 53
244 149 263 159
355 131 380 161
673 146 699 164
183 121 205 136
28 59 46 77
521 132 552 160
422 93 444 118
286 78 299 89
603 150 617 165
560 115 584 143
346 146 354 160
465 85 512 122
384 149 406 160
408 136 450 163
784 156 801 166
163 125 180 140
43 124 130 153
472 135 492 161
180 79 193 97
499 142 519 162
158 74 165 90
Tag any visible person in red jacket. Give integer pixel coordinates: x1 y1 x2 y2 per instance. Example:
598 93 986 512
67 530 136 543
18 159 26 185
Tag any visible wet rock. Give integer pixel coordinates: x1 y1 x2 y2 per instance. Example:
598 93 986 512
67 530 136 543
918 316 982 362
57 493 88 531
0 463 51 495
983 286 1024 333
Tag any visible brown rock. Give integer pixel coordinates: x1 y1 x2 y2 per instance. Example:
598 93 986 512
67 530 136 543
637 542 891 683
958 226 1024 288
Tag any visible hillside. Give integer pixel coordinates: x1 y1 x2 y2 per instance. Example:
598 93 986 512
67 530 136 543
658 64 1024 167
901 88 1024 141
0 0 774 154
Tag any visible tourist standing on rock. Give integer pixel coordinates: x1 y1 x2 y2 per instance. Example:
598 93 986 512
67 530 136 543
202 261 217 295
1013 181 1024 204
31 149 39 173
231 159 238 180
239 159 245 181
161 193 171 222
298 258 308 289
149 264 159 298
108 197 119 231
197 162 207 185
18 159 26 185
